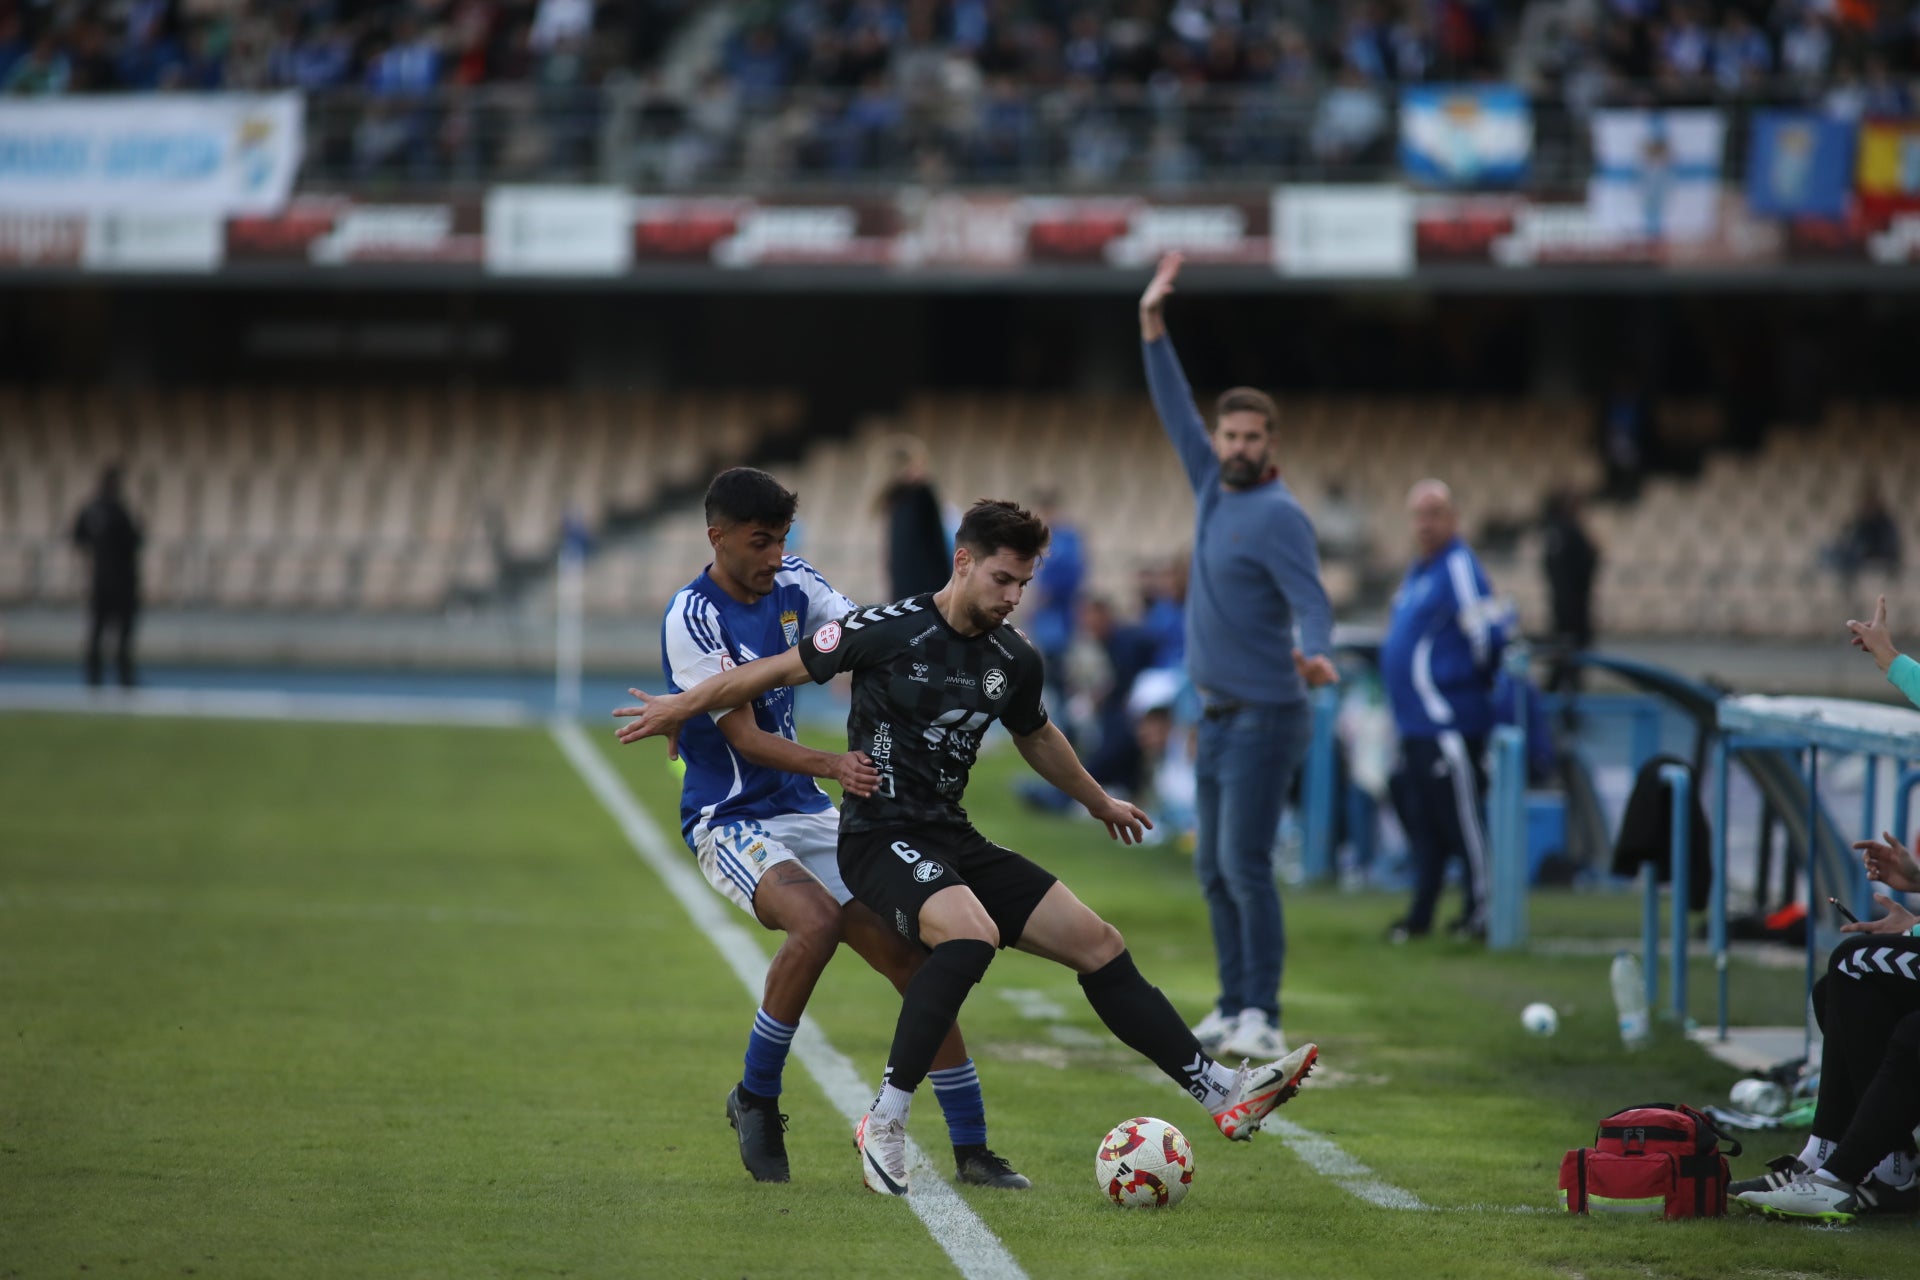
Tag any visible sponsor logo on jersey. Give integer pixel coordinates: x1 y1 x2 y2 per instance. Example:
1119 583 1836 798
908 624 940 647
989 634 1015 660
910 662 929 682
812 620 842 653
780 610 799 646
983 668 1007 699
894 907 911 938
945 673 977 689
913 860 944 883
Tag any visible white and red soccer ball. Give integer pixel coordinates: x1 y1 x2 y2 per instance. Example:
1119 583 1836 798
1095 1116 1194 1208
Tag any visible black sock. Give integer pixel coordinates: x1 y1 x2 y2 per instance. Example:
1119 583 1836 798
1079 949 1215 1103
885 938 995 1095
735 1083 775 1109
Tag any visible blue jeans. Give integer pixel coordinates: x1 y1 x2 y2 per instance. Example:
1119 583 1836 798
1193 698 1313 1023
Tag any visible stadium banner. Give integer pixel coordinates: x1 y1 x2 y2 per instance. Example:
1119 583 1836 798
1589 109 1726 243
1273 185 1414 277
227 195 483 265
1019 195 1270 267
485 186 632 276
0 213 86 266
1856 119 1920 224
631 196 898 267
0 93 302 214
1400 86 1533 189
1414 194 1524 264
1745 111 1855 220
83 211 224 271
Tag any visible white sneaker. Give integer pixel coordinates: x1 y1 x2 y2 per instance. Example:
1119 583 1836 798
857 1110 910 1196
1190 1007 1236 1053
1220 1008 1288 1061
1736 1169 1865 1223
1210 1043 1318 1141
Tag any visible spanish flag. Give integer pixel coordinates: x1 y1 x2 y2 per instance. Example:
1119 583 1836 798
1856 120 1920 222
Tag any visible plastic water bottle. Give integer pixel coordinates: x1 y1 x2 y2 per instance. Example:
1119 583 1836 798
1611 951 1651 1051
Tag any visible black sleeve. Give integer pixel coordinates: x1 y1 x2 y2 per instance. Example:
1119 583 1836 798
1001 648 1050 736
797 609 897 684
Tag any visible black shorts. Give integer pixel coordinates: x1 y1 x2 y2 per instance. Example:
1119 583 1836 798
838 824 1057 950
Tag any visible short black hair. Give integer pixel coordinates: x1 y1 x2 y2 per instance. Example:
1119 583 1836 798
705 467 798 530
955 499 1050 562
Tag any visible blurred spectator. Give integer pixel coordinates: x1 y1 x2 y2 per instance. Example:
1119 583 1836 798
1315 479 1370 570
1712 11 1772 93
1025 489 1086 716
1019 595 1156 811
1824 481 1903 586
1540 488 1599 695
874 434 951 600
531 0 594 53
1137 559 1188 673
1310 61 1390 165
72 465 143 690
5 32 71 95
1597 371 1654 502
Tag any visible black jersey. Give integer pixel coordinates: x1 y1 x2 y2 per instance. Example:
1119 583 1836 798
798 595 1049 833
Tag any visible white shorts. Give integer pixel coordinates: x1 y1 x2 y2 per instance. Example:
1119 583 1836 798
691 808 850 918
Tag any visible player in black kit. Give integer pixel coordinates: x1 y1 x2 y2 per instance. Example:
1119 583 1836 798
616 499 1318 1196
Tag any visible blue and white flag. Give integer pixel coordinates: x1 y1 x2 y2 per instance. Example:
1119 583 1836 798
1400 86 1533 189
1746 111 1855 220
1589 109 1725 242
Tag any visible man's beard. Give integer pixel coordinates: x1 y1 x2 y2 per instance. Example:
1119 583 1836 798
1220 455 1265 487
966 601 1008 631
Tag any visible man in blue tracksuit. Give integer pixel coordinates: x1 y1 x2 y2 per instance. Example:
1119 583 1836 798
1139 252 1340 1062
1381 479 1508 941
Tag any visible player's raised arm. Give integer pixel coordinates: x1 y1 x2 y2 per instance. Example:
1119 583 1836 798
614 647 810 745
1008 720 1151 846
1138 253 1215 490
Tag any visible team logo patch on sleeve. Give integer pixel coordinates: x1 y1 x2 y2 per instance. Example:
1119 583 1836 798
913 861 944 883
983 669 1008 699
812 620 842 653
781 610 799 647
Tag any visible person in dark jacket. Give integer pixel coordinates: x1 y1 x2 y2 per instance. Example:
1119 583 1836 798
875 435 950 600
1540 488 1598 695
71 464 143 688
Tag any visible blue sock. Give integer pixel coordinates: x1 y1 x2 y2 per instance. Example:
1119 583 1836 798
742 1009 797 1099
928 1059 987 1147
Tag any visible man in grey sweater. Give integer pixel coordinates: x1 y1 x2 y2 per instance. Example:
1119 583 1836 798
1139 252 1339 1061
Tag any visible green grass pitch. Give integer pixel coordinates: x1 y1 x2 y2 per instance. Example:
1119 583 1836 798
1 711 1911 1279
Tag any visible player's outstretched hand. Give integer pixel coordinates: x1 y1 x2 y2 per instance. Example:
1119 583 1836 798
1839 891 1920 936
1087 794 1152 846
829 750 881 798
1140 252 1183 314
1293 649 1340 689
1846 594 1898 671
1854 830 1920 893
612 688 689 758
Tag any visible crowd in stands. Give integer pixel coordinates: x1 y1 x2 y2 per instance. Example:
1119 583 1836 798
5 1 1918 182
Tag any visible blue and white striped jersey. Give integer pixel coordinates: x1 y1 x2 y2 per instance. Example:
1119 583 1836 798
1380 536 1509 738
661 556 857 843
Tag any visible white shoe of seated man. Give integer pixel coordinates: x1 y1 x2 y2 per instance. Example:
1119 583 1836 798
1220 1008 1287 1061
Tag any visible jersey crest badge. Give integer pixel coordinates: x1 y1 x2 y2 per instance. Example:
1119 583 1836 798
781 610 799 647
984 669 1008 699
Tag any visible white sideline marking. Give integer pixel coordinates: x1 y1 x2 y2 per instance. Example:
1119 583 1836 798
550 722 1027 1280
1263 1117 1432 1210
0 684 532 726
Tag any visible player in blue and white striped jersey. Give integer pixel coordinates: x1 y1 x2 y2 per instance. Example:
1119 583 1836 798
1380 479 1511 942
648 466 1025 1190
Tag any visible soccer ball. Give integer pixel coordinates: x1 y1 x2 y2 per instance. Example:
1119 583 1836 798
1521 1002 1559 1036
1095 1116 1194 1208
